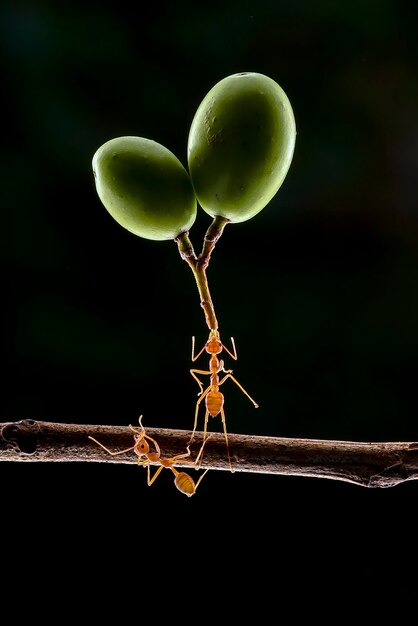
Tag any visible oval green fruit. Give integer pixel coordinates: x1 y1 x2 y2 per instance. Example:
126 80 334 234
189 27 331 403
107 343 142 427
92 136 197 241
187 72 296 223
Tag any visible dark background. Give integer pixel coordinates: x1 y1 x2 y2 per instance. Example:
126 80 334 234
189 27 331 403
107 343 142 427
1 0 417 582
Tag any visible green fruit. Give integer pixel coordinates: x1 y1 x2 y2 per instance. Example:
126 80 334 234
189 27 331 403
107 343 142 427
92 136 197 241
187 72 296 223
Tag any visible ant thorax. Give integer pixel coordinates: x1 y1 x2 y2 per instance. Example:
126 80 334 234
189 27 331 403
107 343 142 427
209 353 221 372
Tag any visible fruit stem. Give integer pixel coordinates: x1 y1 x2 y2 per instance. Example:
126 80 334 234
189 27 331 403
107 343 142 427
175 216 229 331
199 215 230 270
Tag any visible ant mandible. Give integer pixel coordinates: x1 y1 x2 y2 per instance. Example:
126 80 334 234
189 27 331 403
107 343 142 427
88 415 209 497
189 329 259 470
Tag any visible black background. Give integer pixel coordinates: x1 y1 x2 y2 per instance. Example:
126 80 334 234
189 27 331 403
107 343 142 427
1 0 417 592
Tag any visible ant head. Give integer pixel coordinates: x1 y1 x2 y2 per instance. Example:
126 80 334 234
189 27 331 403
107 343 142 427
131 415 150 457
133 431 150 457
207 329 222 354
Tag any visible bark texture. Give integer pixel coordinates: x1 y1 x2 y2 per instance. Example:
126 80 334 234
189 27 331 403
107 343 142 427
1 419 418 487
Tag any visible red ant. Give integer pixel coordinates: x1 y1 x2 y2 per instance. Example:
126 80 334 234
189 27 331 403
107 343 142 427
189 329 258 470
88 415 209 497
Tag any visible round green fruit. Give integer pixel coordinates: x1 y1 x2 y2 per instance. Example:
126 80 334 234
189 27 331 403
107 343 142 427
187 72 296 223
92 136 197 241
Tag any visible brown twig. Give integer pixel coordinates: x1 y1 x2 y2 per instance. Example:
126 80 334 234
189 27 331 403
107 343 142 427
1 419 418 488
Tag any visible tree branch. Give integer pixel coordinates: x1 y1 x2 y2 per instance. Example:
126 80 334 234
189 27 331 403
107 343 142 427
1 419 418 488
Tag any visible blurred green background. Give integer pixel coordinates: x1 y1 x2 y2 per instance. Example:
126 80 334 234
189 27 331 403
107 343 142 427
1 0 417 551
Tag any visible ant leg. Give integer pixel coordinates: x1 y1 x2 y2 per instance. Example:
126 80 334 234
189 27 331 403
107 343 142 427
176 438 212 492
218 373 259 408
188 409 210 469
143 433 161 457
219 359 233 375
220 408 233 472
193 468 210 491
189 407 210 461
166 449 194 464
190 368 211 395
194 433 212 467
146 463 166 487
88 436 135 456
189 386 211 444
222 337 238 360
191 336 208 362
202 409 210 455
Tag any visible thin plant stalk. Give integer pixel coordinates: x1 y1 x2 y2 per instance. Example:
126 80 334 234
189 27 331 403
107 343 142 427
175 215 229 331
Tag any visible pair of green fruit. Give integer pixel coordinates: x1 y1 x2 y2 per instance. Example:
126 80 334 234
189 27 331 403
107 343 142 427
92 72 297 241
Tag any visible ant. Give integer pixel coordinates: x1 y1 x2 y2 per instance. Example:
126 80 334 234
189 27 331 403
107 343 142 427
189 328 259 470
88 415 209 497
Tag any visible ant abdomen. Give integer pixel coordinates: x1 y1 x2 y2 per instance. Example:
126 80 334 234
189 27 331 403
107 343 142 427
175 472 197 497
207 390 224 417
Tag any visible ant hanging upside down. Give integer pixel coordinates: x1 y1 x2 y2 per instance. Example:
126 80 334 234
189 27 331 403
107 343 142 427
189 329 259 470
88 415 209 497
